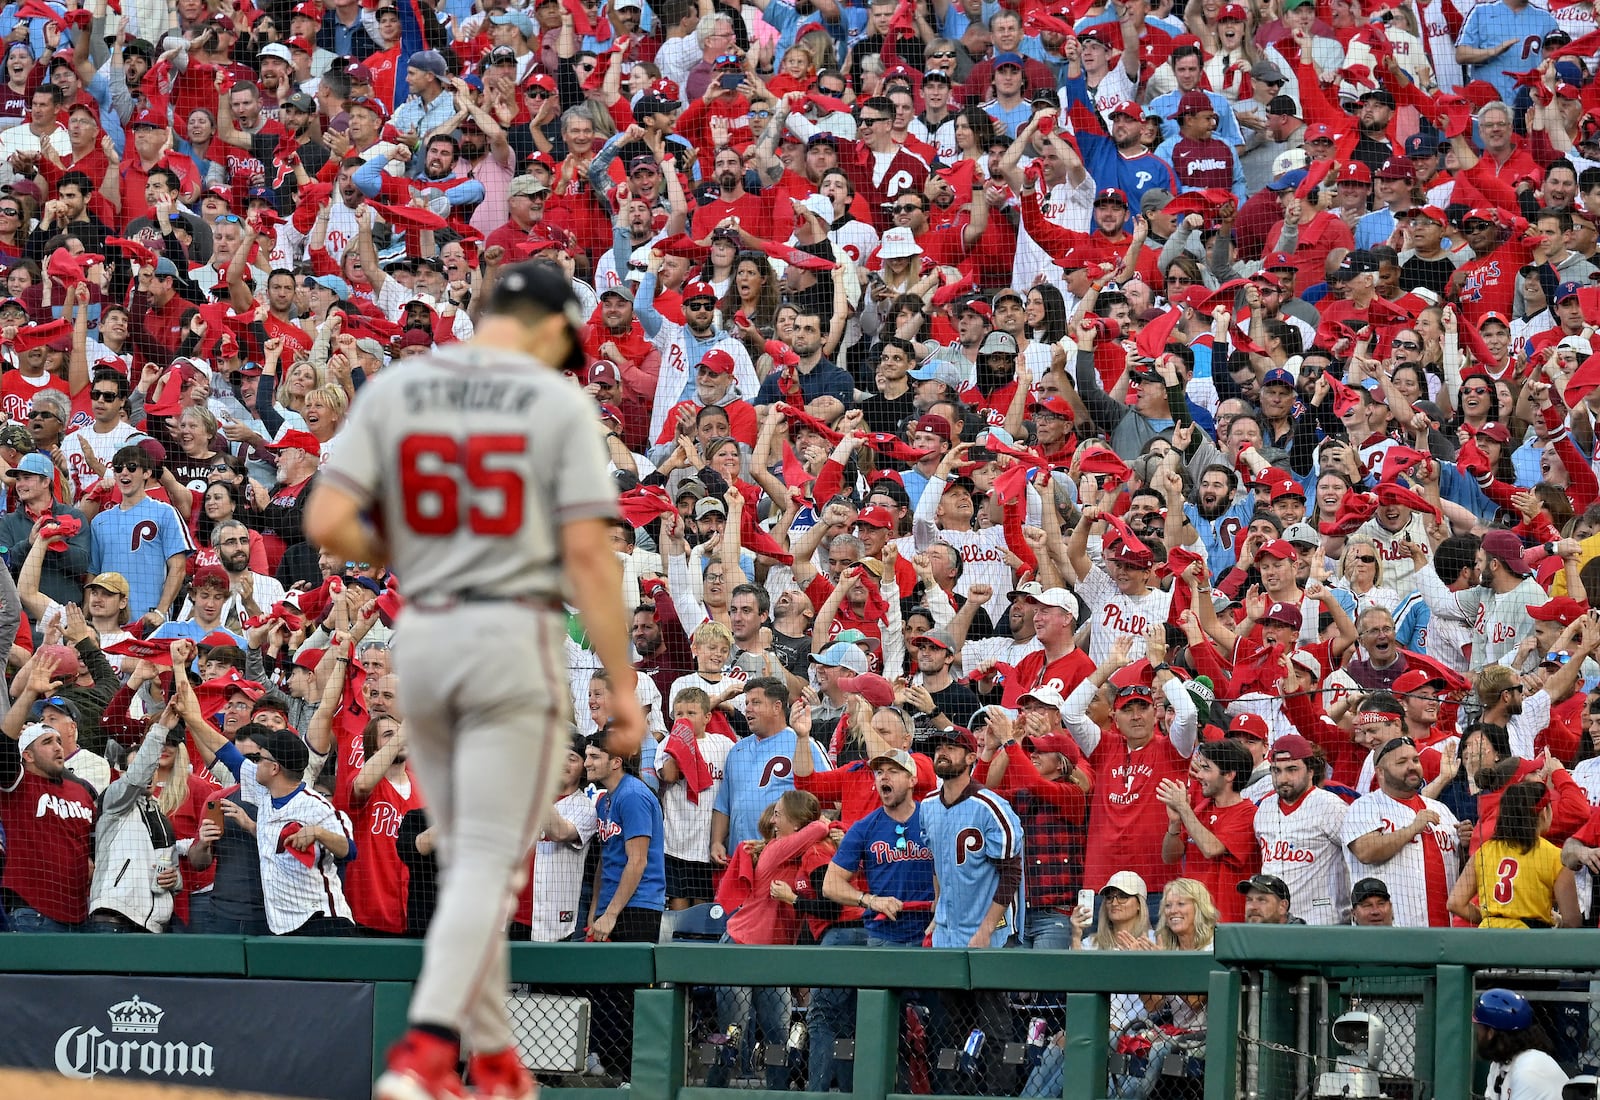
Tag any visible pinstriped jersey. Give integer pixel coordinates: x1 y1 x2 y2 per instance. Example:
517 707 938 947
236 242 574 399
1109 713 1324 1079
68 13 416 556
233 752 356 934
920 782 1024 948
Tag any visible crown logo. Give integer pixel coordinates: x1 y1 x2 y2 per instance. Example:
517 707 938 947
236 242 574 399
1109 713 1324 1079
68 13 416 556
108 995 164 1035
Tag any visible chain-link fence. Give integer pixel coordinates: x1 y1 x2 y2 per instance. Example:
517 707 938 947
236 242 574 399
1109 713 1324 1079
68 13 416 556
506 977 640 1087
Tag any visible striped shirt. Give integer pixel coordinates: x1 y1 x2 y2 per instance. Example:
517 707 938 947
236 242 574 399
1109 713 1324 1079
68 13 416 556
218 742 356 934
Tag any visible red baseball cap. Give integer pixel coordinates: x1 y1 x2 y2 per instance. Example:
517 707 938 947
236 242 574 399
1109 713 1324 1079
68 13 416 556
1336 161 1371 184
912 413 952 440
1529 597 1589 625
854 505 895 529
1262 251 1297 270
266 429 322 456
1305 123 1338 142
1107 100 1144 121
1227 713 1269 741
681 280 717 302
587 359 621 385
1411 205 1449 225
699 349 736 375
1257 538 1299 561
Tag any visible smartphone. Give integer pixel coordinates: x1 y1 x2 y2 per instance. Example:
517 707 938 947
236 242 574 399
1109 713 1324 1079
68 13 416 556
204 800 225 831
719 72 743 90
1076 888 1096 917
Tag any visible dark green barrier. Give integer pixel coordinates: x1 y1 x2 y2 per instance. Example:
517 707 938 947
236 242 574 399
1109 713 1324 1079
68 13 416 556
1 932 1595 1100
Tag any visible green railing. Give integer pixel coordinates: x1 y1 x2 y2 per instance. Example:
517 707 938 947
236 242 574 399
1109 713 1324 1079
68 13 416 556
0 929 1595 1100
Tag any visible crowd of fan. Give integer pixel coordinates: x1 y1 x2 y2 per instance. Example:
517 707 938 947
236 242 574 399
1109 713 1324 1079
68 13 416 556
1 0 1600 1088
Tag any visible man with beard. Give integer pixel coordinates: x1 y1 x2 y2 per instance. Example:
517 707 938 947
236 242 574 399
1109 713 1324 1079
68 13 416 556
1392 669 1454 757
594 194 665 294
203 519 287 628
919 727 1023 1092
354 133 484 219
1252 733 1350 925
1185 464 1254 575
1411 529 1552 673
690 146 771 240
1349 89 1397 178
1238 875 1303 924
653 350 756 451
1475 634 1599 761
1342 736 1460 927
1158 738 1260 922
1446 199 1535 327
754 309 853 407
343 716 425 937
275 91 329 180
817 748 934 1085
961 332 1024 428
638 263 758 441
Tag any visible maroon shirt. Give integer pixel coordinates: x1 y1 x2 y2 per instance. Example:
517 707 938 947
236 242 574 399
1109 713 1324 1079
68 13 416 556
1 748 97 924
1173 138 1235 192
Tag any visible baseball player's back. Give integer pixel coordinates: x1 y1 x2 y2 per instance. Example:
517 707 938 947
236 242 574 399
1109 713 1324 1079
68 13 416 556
309 263 644 1100
325 344 613 601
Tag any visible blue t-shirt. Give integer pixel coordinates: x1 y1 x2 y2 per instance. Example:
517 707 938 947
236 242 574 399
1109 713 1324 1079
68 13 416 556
919 784 1024 948
832 806 935 943
595 774 667 914
714 728 831 848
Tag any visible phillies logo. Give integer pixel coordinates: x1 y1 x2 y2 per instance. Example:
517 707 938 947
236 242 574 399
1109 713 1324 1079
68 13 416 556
1217 516 1243 553
954 827 983 865
1260 838 1315 864
759 756 793 786
596 819 623 842
1101 605 1149 635
130 519 159 552
370 802 402 838
959 544 1003 564
884 170 916 196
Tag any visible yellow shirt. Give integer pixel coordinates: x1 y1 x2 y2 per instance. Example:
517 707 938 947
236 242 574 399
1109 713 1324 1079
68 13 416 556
1550 532 1600 597
1474 838 1564 929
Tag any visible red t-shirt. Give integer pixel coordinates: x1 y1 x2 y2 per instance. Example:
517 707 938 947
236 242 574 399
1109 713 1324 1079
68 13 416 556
1081 730 1191 896
1180 796 1260 922
690 193 771 240
160 770 222 926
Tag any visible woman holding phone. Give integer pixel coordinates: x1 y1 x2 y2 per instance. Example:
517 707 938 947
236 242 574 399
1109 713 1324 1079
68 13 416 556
151 716 223 932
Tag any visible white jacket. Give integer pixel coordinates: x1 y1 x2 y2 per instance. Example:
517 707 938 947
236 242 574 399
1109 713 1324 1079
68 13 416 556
89 724 180 932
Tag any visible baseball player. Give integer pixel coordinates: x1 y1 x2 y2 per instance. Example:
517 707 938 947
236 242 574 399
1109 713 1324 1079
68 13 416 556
304 262 645 1100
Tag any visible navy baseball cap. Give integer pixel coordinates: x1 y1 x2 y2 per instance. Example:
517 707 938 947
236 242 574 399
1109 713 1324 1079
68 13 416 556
1262 367 1296 389
1403 133 1442 157
1555 281 1583 303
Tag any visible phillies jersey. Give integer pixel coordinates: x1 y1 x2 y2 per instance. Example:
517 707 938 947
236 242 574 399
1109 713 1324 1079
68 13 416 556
713 729 831 848
0 753 97 923
1353 513 1431 593
344 771 425 935
1254 786 1351 925
1172 137 1235 191
920 782 1024 947
1180 797 1260 923
1006 647 1095 708
520 787 598 941
831 805 936 944
1341 789 1460 927
1077 565 1174 665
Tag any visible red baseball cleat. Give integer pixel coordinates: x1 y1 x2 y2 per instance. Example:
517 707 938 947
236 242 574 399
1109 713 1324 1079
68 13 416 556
466 1047 536 1100
374 1029 469 1100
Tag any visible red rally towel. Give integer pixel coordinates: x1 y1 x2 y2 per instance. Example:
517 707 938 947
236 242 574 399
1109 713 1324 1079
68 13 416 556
661 719 713 803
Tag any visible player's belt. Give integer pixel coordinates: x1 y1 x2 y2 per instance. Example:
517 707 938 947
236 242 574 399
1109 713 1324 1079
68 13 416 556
410 591 563 612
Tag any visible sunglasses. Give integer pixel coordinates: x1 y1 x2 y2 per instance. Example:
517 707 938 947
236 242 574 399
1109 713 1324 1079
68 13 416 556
1462 221 1493 232
112 462 145 473
1166 276 1193 286
893 822 908 850
0 207 18 216
892 203 923 214
1392 340 1420 351
713 54 740 66
91 390 120 401
858 115 890 126
28 410 58 420
1461 386 1491 396
214 213 242 225
929 50 956 57
1354 555 1377 563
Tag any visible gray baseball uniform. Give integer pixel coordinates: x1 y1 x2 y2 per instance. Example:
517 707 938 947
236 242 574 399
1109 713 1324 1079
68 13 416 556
322 342 616 1052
